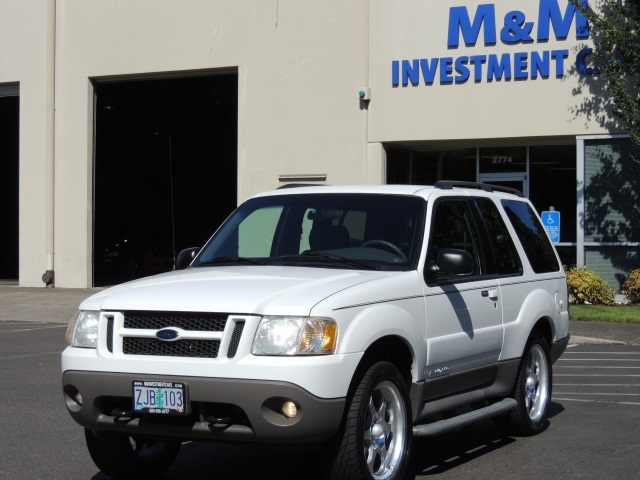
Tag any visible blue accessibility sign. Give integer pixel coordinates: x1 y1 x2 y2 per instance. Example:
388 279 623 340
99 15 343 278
541 211 560 243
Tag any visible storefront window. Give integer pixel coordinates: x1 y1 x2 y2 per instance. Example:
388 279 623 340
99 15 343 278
584 138 640 290
386 147 475 184
386 148 411 184
529 145 576 243
585 139 640 242
479 146 526 174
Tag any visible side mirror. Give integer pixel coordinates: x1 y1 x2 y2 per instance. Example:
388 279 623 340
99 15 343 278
425 248 474 282
176 247 200 270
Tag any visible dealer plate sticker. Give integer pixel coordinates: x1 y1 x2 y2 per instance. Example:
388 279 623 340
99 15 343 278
133 381 187 415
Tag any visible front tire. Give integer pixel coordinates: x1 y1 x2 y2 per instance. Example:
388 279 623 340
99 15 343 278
84 429 181 478
494 333 552 436
324 361 412 480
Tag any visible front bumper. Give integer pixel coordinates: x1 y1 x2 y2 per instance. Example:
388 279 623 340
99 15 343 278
62 371 345 444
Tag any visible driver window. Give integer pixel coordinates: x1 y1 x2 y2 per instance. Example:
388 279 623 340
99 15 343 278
428 199 486 280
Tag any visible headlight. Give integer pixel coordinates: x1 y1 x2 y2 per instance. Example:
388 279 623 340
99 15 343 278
251 316 338 356
65 310 100 348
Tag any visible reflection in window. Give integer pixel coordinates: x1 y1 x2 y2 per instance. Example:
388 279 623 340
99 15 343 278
585 139 640 243
502 200 560 273
475 199 522 276
529 145 576 243
429 200 486 280
386 147 476 184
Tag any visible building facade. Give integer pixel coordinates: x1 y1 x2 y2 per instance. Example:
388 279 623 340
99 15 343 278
0 0 637 289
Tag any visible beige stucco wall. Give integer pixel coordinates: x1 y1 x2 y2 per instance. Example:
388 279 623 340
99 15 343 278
0 1 51 288
1 0 621 287
52 0 369 287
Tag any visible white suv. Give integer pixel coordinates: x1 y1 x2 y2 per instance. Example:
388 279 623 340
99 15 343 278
62 182 570 480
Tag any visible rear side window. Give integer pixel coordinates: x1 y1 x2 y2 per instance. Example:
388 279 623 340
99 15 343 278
475 199 522 276
501 200 560 273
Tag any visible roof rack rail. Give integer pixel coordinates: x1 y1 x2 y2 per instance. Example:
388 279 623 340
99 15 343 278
434 180 524 197
277 183 324 189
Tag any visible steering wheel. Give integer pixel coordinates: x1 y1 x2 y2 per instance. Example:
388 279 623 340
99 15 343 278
361 239 407 261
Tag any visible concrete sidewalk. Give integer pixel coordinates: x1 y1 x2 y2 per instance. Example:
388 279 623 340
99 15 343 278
0 285 102 324
1 285 639 345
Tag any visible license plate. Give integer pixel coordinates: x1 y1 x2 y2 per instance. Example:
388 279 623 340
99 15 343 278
133 381 188 415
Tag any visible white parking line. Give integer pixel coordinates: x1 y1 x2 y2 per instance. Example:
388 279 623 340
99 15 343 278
562 351 640 355
555 374 640 377
556 365 640 370
0 325 67 334
555 383 640 387
553 397 640 405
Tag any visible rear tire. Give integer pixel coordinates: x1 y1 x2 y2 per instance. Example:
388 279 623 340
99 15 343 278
322 361 412 480
84 429 181 478
494 333 552 436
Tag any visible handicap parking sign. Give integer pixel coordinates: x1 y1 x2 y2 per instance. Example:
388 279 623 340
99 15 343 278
541 211 560 243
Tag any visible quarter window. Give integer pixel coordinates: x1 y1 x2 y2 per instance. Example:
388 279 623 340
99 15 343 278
475 199 522 276
501 200 560 273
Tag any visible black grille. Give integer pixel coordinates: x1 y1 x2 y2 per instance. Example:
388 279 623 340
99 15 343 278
124 311 228 331
123 338 220 358
106 316 114 353
227 321 245 358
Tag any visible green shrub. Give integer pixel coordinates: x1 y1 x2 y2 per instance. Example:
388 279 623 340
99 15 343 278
565 266 615 305
622 269 640 304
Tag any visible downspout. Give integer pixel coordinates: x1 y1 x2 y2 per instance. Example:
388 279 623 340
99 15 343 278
43 0 56 287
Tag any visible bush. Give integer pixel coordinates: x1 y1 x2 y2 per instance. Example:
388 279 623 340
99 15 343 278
622 269 640 304
565 266 615 305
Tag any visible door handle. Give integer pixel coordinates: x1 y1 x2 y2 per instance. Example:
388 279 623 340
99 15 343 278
481 289 499 300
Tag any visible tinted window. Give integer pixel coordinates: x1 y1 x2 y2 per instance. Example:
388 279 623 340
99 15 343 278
196 193 425 270
428 199 486 281
475 199 522 276
501 200 560 273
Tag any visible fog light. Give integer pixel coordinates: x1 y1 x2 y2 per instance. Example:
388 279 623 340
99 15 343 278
282 401 298 419
73 391 83 406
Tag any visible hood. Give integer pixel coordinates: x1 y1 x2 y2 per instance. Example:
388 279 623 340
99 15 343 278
80 266 393 315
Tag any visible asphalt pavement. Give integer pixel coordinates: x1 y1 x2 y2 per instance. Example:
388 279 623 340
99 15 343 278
1 285 640 345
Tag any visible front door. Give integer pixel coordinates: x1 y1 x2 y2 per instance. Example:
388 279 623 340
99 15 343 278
421 196 504 400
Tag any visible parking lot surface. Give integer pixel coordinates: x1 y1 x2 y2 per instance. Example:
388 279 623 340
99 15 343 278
1 286 639 479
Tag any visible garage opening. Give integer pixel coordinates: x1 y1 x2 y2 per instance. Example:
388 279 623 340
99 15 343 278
0 87 19 282
93 73 238 287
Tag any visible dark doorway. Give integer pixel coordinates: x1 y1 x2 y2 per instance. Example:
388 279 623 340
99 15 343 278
0 94 19 281
93 74 238 287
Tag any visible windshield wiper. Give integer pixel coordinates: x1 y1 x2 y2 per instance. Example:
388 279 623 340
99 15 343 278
197 256 266 266
282 252 379 270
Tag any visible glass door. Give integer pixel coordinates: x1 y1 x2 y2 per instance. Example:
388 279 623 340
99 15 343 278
478 174 528 197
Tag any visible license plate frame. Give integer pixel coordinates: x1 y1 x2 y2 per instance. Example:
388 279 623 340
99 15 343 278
132 380 188 416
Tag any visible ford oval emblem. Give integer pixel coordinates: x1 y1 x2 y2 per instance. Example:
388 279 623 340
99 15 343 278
156 328 181 341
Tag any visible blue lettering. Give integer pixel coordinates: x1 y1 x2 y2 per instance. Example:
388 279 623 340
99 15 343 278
392 60 399 86
551 49 569 76
402 59 419 86
531 51 550 78
469 55 487 82
538 0 589 41
576 47 599 75
487 53 512 81
500 11 534 44
420 58 438 84
455 57 470 83
440 57 454 84
514 52 528 79
448 4 497 47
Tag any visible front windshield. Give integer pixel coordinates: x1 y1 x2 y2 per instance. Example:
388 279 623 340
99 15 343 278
194 193 425 270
